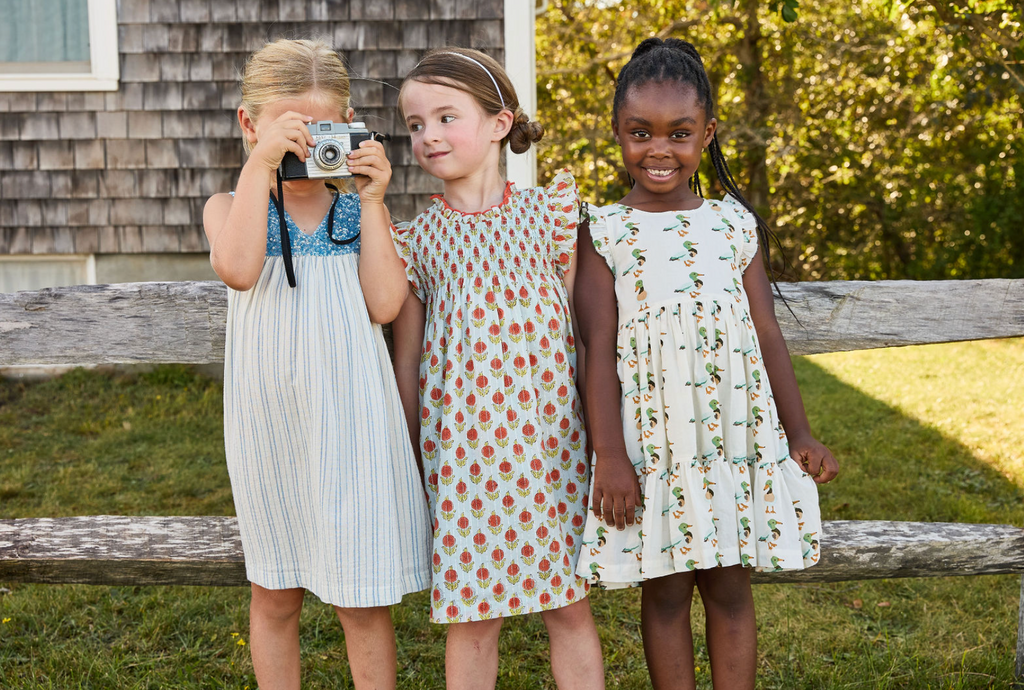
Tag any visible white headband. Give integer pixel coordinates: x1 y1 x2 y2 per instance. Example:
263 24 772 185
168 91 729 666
438 52 506 109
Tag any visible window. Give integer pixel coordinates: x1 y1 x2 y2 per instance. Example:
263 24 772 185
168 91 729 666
0 0 119 91
0 256 94 293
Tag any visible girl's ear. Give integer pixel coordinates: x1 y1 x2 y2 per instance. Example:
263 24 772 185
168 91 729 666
238 106 258 147
611 117 620 145
492 109 514 142
703 117 717 148
345 106 355 123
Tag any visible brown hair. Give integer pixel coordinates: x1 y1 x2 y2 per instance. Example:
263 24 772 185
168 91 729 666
238 38 351 155
399 48 543 154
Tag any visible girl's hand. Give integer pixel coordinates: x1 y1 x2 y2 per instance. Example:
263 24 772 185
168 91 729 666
248 111 315 174
591 450 643 530
788 434 839 484
347 140 392 205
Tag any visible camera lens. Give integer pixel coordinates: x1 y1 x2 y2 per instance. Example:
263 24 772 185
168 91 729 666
313 139 345 171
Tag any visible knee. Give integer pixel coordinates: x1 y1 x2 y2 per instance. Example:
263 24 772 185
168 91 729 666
540 598 595 632
696 569 754 615
450 617 503 644
335 605 391 630
642 575 695 616
250 585 305 622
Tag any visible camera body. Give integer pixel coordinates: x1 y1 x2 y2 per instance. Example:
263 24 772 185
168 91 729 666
279 121 384 180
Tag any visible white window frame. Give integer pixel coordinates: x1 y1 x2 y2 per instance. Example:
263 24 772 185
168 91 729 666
504 0 538 189
0 0 119 92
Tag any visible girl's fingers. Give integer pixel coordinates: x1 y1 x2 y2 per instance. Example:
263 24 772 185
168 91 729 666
623 497 636 527
290 141 309 161
816 454 839 484
591 490 604 520
799 451 821 477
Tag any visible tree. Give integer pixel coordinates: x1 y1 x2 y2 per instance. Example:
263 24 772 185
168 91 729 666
535 0 1022 280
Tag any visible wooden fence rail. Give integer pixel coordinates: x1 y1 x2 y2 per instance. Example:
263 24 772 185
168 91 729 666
2 278 1024 681
1 279 1022 366
2 517 1022 587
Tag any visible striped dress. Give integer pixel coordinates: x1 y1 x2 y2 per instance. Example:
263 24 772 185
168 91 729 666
223 191 431 607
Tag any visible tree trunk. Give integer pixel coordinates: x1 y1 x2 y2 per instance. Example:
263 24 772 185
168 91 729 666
736 0 771 214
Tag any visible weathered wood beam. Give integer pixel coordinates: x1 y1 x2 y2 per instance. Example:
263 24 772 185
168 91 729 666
0 516 245 586
1 279 1022 366
749 520 1024 583
1018 575 1024 682
0 282 227 367
776 279 1024 356
2 517 1022 587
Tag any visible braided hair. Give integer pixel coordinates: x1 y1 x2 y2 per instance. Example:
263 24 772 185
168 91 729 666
614 38 783 281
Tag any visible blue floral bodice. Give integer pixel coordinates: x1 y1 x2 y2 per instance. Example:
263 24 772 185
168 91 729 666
264 192 362 257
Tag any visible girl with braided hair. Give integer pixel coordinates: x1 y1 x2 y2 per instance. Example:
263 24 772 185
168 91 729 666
391 48 605 689
574 37 838 689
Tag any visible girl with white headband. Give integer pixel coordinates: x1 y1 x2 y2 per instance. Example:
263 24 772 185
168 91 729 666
391 48 606 689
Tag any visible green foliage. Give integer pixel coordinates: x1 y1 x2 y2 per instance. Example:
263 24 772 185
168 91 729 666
536 0 1022 280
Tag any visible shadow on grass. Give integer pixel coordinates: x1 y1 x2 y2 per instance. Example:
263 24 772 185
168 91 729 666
0 359 1022 689
794 356 1024 526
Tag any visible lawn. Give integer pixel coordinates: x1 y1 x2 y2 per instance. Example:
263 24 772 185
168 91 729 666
1 339 1022 689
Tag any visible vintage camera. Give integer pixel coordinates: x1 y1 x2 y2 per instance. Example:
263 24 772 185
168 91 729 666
279 121 388 180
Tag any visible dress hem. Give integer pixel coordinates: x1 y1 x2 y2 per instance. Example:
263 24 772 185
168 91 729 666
578 548 818 590
427 582 591 624
247 567 432 608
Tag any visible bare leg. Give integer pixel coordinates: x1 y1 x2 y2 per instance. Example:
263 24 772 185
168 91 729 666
249 584 305 690
641 572 698 690
695 566 756 690
334 606 397 690
445 618 503 690
539 598 606 689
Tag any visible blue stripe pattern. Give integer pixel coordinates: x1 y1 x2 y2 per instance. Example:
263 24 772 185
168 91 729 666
223 196 431 607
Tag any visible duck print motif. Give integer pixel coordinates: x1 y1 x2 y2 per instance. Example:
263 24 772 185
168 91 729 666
576 197 824 588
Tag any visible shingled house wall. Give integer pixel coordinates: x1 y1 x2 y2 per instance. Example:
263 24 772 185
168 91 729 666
0 0 506 286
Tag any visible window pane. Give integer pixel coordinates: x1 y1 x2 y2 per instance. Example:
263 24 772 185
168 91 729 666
0 259 89 293
0 0 90 65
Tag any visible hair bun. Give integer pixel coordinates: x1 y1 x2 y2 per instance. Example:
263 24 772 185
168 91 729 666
508 109 544 154
664 38 703 62
632 37 664 58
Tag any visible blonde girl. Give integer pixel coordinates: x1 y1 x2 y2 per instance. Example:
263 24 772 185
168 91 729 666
203 38 430 690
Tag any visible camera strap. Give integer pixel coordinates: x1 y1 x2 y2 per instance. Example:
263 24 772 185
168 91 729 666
271 175 356 289
322 182 359 247
273 170 296 288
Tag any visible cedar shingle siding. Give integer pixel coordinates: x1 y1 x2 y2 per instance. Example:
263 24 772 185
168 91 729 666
0 0 505 256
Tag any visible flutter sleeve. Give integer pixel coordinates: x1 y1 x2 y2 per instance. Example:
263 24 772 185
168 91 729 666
719 195 759 272
544 169 580 278
586 206 615 274
389 221 426 302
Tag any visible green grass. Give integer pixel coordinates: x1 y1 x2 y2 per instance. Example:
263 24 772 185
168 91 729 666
1 340 1022 689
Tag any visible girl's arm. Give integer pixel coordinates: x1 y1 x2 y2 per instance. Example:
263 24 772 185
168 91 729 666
562 252 585 401
392 290 426 476
204 111 316 291
347 141 408 323
574 223 643 530
744 251 839 484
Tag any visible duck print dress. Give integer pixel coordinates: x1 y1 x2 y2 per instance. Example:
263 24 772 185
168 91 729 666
224 192 431 607
575 196 823 588
393 171 592 623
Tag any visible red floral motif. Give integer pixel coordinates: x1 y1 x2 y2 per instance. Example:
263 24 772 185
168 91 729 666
396 172 590 623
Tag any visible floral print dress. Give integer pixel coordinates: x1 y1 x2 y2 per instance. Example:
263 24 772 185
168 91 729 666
392 171 591 622
575 197 823 588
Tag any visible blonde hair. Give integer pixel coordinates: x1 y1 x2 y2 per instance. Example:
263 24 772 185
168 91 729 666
399 48 543 154
238 38 351 155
